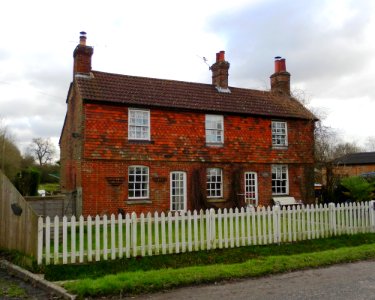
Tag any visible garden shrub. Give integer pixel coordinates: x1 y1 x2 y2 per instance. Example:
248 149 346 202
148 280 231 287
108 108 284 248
340 176 375 202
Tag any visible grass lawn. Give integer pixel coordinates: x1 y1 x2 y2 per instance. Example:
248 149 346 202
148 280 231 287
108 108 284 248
38 183 60 193
57 233 375 298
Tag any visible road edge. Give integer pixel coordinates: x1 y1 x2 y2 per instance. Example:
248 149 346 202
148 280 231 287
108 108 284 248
0 259 76 300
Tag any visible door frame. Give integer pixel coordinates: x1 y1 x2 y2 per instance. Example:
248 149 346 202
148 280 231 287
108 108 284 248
244 171 258 206
170 171 187 212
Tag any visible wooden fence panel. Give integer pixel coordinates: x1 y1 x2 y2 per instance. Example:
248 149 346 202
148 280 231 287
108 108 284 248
0 172 38 257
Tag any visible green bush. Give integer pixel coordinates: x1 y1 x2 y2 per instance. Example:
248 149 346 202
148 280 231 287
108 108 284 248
340 176 375 202
14 168 40 196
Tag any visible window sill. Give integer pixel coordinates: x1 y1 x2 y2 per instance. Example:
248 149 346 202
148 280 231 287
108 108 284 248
207 198 226 203
126 199 152 205
206 143 224 147
272 145 288 150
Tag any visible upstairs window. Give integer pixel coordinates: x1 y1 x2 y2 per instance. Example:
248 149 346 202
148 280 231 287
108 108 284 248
207 168 223 198
128 109 150 140
272 165 289 195
128 166 149 199
272 121 288 147
205 115 224 144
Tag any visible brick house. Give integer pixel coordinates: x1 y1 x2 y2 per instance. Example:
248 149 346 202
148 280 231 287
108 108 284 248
60 33 316 216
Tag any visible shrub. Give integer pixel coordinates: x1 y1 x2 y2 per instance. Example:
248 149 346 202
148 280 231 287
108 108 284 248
14 168 40 196
340 176 375 202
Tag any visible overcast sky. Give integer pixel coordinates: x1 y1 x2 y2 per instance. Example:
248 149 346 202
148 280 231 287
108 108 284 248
1 0 374 158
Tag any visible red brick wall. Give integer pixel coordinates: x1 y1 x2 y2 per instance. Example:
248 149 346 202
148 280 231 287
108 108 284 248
80 160 313 216
83 103 314 164
60 83 84 193
77 102 314 216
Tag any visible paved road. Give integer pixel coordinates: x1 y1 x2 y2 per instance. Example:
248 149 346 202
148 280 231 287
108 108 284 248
0 268 58 299
133 260 375 300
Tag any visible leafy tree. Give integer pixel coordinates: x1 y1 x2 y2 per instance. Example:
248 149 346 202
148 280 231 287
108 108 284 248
0 121 22 180
340 176 375 202
14 168 41 196
39 163 60 183
27 137 56 166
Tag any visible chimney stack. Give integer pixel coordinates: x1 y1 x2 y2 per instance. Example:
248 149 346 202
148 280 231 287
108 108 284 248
73 31 93 77
211 51 230 89
270 56 290 96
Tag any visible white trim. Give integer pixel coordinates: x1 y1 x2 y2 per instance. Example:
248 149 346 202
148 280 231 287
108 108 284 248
244 172 258 206
207 168 223 198
271 165 289 195
271 121 288 147
128 108 150 141
205 114 224 144
170 171 187 212
128 165 149 199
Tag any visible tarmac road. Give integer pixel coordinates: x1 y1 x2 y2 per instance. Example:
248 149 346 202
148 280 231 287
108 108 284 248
0 268 58 299
132 260 375 300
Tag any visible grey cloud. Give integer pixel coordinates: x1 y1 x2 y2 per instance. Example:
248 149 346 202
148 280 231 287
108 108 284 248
207 0 374 99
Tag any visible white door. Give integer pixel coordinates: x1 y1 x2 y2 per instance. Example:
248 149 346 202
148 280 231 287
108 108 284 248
170 171 187 212
244 172 258 206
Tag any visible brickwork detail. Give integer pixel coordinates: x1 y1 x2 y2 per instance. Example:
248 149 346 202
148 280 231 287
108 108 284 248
61 96 315 216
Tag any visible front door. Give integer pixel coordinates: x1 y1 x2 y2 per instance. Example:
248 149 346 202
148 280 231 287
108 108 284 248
170 171 187 212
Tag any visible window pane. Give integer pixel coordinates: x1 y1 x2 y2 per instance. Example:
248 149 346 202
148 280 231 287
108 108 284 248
128 166 149 199
272 121 287 146
129 109 150 140
271 165 288 195
207 168 222 197
206 115 223 143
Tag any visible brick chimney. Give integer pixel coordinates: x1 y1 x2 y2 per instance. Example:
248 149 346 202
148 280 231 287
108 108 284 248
73 31 93 76
270 56 291 96
210 51 230 89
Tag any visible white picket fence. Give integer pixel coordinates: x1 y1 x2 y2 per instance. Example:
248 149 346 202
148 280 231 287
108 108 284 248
37 201 375 265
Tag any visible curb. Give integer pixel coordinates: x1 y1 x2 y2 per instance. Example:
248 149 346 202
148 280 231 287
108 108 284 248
0 260 76 300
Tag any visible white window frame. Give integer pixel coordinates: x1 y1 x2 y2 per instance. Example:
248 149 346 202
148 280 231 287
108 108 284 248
272 121 288 147
207 168 223 198
271 165 289 195
244 172 258 206
128 108 150 140
205 115 224 144
170 171 187 212
128 165 149 199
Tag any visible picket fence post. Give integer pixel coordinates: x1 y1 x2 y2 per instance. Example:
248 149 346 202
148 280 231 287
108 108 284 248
45 217 50 265
37 217 44 265
328 202 336 236
131 212 137 257
370 200 375 232
273 205 280 244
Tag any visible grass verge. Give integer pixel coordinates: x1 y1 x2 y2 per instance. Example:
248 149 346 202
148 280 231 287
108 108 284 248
62 234 375 298
45 233 375 281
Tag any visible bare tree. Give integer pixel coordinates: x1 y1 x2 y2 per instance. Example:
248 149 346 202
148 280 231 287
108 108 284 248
365 137 375 151
332 142 363 159
27 137 56 166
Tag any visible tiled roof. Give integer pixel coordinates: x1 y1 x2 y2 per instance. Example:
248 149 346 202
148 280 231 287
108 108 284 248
75 70 316 120
333 152 375 165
